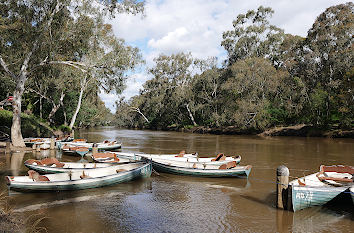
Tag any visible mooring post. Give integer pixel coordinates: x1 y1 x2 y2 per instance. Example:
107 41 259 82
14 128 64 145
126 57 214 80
276 165 289 210
32 143 36 150
92 143 98 156
36 144 41 152
5 141 11 153
50 136 55 150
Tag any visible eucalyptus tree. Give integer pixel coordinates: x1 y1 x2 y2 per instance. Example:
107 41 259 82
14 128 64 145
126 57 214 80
222 57 287 129
190 57 223 126
293 2 353 126
145 52 197 127
221 6 285 66
0 0 144 147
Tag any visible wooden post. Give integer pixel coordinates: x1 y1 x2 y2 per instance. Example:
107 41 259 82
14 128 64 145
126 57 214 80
276 165 289 210
5 141 11 153
32 143 36 150
92 143 98 156
50 136 55 150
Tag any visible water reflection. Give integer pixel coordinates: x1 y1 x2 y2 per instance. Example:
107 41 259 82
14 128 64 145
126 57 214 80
10 151 25 176
1 127 353 232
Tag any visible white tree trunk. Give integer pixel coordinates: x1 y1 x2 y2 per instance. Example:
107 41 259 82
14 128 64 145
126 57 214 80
131 107 149 123
11 80 26 147
48 91 65 124
185 103 197 126
69 80 85 129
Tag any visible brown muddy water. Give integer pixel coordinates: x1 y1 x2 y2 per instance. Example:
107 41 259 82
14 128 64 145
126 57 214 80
0 126 353 232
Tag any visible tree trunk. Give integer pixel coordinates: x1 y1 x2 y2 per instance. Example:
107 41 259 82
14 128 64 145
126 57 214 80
132 107 149 123
185 103 197 126
11 80 26 147
48 92 65 124
39 96 43 119
69 83 85 129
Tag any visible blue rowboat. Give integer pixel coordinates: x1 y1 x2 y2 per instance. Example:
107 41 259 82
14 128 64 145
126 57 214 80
289 165 353 212
150 158 251 178
6 161 152 192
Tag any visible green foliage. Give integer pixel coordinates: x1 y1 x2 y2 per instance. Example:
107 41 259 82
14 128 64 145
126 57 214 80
114 3 353 134
58 124 71 133
0 109 53 137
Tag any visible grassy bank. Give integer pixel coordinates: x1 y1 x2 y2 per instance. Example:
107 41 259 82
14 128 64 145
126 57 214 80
0 109 54 138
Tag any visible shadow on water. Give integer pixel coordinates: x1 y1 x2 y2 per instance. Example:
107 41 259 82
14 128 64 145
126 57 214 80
239 191 276 208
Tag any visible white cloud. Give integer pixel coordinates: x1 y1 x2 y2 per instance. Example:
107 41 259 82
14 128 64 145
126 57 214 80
103 0 349 112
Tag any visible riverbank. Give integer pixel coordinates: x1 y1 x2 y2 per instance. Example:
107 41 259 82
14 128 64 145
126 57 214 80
0 109 54 139
139 124 354 138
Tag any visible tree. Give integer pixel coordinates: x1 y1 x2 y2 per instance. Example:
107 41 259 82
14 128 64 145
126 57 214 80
293 2 353 126
222 57 287 129
0 0 144 146
221 6 285 66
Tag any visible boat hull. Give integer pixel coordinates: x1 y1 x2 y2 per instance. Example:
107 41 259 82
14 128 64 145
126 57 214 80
7 162 152 192
290 185 348 212
350 187 354 205
152 160 251 178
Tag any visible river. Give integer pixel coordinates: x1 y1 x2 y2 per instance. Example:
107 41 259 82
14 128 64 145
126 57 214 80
0 127 353 232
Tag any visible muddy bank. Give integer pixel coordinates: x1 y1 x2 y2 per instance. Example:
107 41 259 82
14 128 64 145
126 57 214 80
153 124 354 138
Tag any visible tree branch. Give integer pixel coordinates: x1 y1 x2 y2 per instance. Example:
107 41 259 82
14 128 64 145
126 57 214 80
0 55 17 79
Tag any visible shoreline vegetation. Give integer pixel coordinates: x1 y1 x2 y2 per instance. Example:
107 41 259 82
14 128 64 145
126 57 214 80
0 2 353 147
119 124 354 139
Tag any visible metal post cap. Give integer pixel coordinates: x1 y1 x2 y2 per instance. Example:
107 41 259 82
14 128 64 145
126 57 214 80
276 165 289 176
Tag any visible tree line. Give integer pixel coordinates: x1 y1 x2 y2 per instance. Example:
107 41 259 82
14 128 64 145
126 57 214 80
115 3 353 133
0 0 144 146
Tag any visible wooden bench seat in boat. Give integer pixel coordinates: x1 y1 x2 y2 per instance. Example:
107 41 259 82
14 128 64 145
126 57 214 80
28 170 50 181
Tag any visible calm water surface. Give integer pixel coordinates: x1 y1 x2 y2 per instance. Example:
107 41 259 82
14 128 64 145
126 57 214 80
0 127 353 232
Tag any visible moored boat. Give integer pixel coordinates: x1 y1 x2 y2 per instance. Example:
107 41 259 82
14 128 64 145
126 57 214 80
114 151 241 165
289 165 354 212
6 161 152 192
59 140 122 154
150 158 252 178
23 157 132 174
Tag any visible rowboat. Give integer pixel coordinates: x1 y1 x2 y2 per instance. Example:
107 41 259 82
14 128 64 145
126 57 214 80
289 165 354 212
23 157 132 174
113 151 242 165
59 140 122 154
150 157 252 178
6 161 152 192
24 137 74 148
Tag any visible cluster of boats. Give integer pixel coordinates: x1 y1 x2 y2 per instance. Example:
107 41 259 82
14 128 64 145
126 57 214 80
5 137 354 212
6 138 252 192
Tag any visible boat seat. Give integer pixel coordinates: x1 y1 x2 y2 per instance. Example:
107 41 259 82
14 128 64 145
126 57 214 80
93 152 114 159
116 169 127 173
25 159 42 165
320 165 354 174
80 171 90 179
28 170 50 181
175 150 185 157
41 157 60 166
218 161 237 170
212 153 226 162
55 162 65 168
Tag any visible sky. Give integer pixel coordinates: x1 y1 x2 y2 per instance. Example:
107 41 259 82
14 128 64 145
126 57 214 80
100 0 349 112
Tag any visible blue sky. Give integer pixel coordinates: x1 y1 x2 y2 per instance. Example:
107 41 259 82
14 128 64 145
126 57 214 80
100 0 349 112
